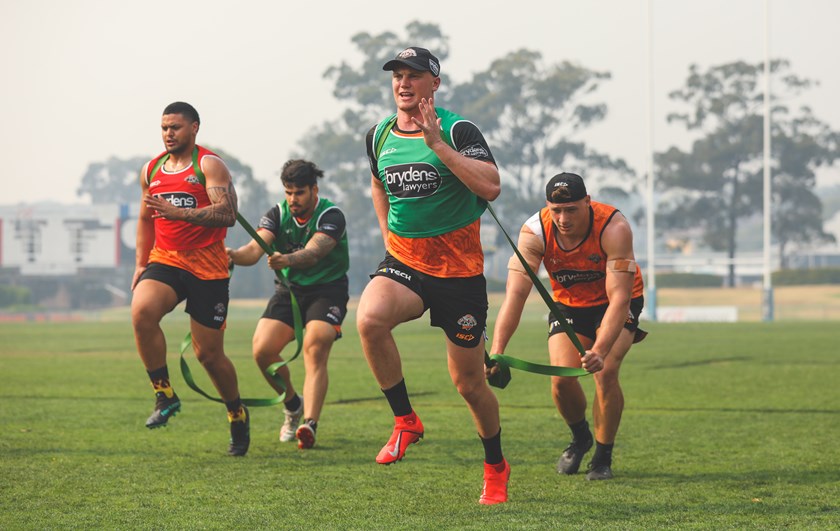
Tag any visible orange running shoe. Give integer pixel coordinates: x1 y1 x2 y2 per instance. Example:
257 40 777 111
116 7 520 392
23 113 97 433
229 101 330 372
479 459 510 505
375 412 424 465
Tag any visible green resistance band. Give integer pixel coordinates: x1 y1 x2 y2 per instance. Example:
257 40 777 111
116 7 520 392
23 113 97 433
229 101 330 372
177 213 304 407
484 203 589 388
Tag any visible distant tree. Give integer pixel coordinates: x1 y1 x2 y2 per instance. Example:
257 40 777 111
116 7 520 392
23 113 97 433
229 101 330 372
657 59 839 284
77 156 147 205
295 22 632 293
447 50 635 219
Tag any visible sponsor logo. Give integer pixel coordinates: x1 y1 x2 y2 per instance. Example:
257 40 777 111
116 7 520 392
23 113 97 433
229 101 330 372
213 316 225 322
379 266 412 281
149 180 161 188
321 223 337 232
214 303 226 314
383 163 441 198
259 216 274 230
185 175 200 185
550 317 574 328
388 431 404 457
455 333 475 342
550 269 605 288
381 148 397 156
156 192 197 209
460 145 489 159
327 306 342 323
457 314 478 330
588 254 602 264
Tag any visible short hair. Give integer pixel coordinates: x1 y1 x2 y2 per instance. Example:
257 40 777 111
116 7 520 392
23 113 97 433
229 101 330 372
281 159 323 188
163 101 200 125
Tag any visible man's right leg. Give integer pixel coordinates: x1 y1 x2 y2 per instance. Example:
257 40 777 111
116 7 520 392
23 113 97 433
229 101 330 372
131 278 180 428
251 318 300 442
356 276 425 464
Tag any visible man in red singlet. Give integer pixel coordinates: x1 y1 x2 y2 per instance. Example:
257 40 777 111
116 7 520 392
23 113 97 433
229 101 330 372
490 172 647 480
131 101 250 456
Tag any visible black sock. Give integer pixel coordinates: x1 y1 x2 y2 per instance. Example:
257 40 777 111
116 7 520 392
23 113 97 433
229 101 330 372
284 393 301 412
147 366 173 396
225 397 243 415
480 428 504 465
147 365 169 383
304 418 318 433
569 419 591 443
382 379 412 417
591 441 614 466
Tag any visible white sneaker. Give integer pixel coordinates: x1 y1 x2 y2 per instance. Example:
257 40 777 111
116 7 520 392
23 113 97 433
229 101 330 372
279 398 304 442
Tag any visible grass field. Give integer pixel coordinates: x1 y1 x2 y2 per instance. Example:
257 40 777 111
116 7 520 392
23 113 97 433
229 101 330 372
1 300 839 529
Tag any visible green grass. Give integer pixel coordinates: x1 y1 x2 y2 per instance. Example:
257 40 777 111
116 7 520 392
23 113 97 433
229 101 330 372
1 307 839 529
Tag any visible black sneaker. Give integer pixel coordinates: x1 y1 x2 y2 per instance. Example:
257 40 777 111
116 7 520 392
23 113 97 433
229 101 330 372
228 406 250 457
556 434 593 475
585 462 614 480
145 391 181 429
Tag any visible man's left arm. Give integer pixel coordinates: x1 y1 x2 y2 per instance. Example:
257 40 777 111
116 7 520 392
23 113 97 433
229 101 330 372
267 208 343 270
146 155 238 227
589 213 636 358
415 98 500 201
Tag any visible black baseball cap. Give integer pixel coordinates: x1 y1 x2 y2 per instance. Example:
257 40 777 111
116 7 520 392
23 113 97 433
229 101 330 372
545 172 588 203
383 47 441 76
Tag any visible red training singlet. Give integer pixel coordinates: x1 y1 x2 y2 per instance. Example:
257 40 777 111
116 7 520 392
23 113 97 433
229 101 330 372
145 145 227 251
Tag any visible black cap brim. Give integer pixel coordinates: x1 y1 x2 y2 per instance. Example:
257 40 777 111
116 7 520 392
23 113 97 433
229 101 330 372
383 59 432 73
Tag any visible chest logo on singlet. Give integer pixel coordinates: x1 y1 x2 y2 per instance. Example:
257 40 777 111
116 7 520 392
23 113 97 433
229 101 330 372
155 192 197 209
550 269 606 288
185 175 200 185
383 163 441 198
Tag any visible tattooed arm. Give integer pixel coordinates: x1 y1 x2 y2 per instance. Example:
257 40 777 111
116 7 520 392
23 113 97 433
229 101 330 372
267 232 338 270
143 155 238 227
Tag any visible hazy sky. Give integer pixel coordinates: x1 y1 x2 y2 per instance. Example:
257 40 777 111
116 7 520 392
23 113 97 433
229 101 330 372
2 0 838 205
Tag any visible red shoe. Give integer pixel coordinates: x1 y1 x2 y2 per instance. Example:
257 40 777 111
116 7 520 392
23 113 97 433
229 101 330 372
479 459 510 505
295 421 316 450
375 412 424 465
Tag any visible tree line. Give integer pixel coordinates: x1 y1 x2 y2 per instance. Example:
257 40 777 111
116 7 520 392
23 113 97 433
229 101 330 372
77 21 839 296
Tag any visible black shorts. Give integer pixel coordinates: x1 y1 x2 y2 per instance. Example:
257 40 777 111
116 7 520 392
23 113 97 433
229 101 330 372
371 253 487 348
139 262 229 329
548 296 646 343
262 276 349 339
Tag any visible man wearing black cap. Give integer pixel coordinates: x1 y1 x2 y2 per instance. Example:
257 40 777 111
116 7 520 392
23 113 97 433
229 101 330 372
490 172 647 481
358 47 509 504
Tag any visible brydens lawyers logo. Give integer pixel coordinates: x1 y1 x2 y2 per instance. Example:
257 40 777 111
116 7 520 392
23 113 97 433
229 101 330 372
155 192 197 208
460 145 489 159
458 314 478 330
384 163 441 199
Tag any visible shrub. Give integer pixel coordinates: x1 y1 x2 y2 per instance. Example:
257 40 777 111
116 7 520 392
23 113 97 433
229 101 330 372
773 268 840 286
0 284 32 307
